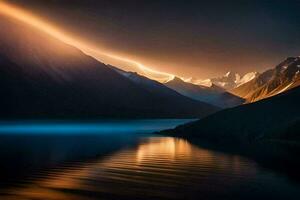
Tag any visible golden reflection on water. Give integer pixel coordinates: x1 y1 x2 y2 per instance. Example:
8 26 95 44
136 137 192 163
1 137 257 200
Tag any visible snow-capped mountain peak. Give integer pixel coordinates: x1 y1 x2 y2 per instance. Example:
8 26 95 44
235 72 258 87
224 71 232 77
183 71 258 90
207 71 258 90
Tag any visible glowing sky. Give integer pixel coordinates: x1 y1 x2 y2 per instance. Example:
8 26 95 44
0 1 176 82
2 0 300 80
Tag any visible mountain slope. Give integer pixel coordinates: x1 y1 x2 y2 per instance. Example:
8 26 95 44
160 86 300 142
110 66 221 109
0 15 218 119
232 57 300 102
164 77 244 108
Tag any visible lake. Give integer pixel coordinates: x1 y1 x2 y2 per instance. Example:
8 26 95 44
0 119 300 200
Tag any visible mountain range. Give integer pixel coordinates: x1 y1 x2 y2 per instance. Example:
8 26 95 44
164 77 244 108
0 15 218 119
190 71 258 90
111 66 245 108
232 57 300 102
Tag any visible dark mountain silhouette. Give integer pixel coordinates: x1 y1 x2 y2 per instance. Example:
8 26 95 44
159 85 300 142
232 57 300 102
0 16 218 119
164 77 244 108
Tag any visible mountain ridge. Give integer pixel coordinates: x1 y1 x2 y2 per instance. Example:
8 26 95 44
0 15 218 119
232 57 300 102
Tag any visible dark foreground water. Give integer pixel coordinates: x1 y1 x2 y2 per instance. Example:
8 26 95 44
0 120 300 200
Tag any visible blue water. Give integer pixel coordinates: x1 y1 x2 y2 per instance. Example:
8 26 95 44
0 119 194 134
0 119 300 200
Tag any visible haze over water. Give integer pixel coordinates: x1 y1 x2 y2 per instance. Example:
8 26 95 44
0 120 300 200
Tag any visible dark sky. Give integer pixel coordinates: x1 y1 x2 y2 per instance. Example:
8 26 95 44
9 0 300 78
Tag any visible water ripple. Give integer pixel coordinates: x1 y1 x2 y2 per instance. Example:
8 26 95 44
1 137 300 200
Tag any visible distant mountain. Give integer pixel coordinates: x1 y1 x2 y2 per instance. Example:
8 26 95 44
232 57 300 102
0 15 218 119
212 71 240 89
193 71 258 90
164 77 244 108
159 85 300 142
110 66 223 108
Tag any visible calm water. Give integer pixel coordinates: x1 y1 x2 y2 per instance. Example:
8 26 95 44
0 120 300 200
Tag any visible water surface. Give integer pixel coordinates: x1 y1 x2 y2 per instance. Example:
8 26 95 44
0 120 300 200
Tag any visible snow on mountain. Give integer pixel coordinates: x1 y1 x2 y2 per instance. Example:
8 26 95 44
235 72 259 87
185 78 213 87
177 71 258 91
193 71 258 90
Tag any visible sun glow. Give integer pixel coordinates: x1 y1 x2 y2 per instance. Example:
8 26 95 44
0 0 175 82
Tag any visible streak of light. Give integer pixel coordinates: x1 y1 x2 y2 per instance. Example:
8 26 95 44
0 1 175 82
